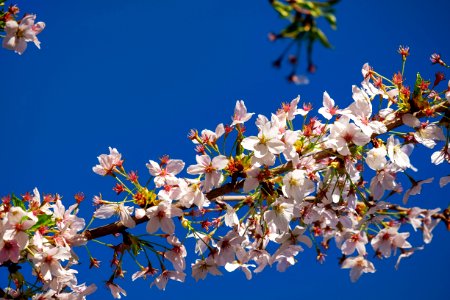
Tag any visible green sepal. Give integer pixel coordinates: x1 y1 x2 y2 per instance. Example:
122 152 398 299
11 194 26 210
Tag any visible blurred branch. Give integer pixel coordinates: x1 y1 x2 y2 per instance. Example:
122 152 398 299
268 0 339 84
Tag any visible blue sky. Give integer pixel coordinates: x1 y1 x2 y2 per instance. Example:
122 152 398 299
1 0 450 299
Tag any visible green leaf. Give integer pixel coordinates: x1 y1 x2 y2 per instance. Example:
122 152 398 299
324 13 337 30
314 28 333 48
281 24 307 39
128 235 142 256
11 194 26 210
271 1 292 18
29 214 54 231
412 72 430 110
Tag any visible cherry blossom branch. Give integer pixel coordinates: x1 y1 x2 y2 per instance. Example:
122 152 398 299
84 190 247 240
275 101 449 171
83 102 449 241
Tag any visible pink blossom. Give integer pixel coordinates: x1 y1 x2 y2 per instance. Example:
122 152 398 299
341 256 375 282
264 198 294 233
422 208 441 244
387 136 414 170
152 270 185 290
187 154 228 191
402 177 433 204
146 159 185 187
366 147 387 171
2 14 45 55
270 244 303 272
224 260 255 280
325 116 371 156
231 100 254 126
369 165 399 200
318 91 340 120
431 147 450 165
32 246 72 281
164 236 187 272
440 175 450 187
247 249 271 273
215 230 246 266
281 169 315 201
371 226 411 258
191 257 222 281
276 96 308 121
241 120 285 166
340 231 368 256
243 167 263 192
145 202 183 234
178 179 209 209
106 282 126 299
94 202 136 228
92 147 122 176
0 239 21 263
346 85 387 136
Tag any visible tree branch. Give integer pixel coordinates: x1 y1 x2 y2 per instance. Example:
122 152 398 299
82 102 448 241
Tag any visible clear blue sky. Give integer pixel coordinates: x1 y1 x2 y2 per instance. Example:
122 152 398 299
1 0 449 299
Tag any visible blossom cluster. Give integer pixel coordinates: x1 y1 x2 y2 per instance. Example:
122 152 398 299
2 51 449 299
81 51 449 297
0 1 45 55
0 189 96 299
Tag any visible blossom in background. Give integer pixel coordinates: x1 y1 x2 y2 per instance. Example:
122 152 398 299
2 14 45 55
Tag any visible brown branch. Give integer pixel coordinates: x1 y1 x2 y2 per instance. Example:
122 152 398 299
84 181 246 240
271 102 449 174
83 102 449 241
